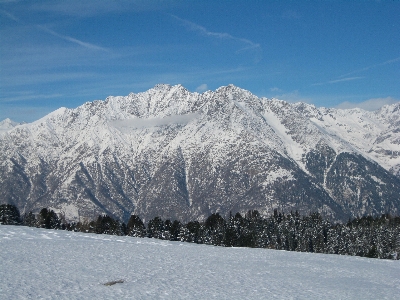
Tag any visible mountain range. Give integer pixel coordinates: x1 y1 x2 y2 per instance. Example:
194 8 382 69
1 84 399 222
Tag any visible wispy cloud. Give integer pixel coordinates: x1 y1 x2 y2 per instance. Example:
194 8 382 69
171 15 261 54
1 9 108 51
269 87 282 92
312 56 400 87
111 113 200 131
328 76 364 84
195 84 208 93
336 97 399 111
312 76 363 86
2 71 102 88
339 56 400 78
2 93 63 103
36 25 109 52
0 9 19 21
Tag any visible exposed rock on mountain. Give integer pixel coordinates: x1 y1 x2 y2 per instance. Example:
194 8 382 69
1 84 399 222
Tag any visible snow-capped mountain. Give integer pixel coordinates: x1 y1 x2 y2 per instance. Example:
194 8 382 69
1 84 399 222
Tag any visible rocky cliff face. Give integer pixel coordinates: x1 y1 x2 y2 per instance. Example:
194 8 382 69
1 84 399 222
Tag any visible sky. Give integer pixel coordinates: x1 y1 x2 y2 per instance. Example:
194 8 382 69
0 0 399 123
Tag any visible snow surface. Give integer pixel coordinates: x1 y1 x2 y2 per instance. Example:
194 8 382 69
1 225 399 299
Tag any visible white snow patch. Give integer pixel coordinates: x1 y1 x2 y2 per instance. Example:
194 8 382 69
370 175 385 185
1 225 399 299
311 108 400 172
263 109 306 166
263 168 295 185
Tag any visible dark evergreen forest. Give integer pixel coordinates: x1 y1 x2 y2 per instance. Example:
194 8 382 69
1 203 399 260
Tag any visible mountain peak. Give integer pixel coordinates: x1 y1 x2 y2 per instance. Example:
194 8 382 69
0 118 20 133
0 118 15 124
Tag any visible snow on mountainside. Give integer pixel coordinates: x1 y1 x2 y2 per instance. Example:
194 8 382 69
1 225 399 299
0 84 399 222
312 104 400 176
0 118 21 134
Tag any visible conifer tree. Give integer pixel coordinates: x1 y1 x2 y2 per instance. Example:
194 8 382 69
169 220 182 241
38 208 60 229
0 204 21 225
147 216 164 239
204 213 226 246
22 211 36 227
127 215 146 237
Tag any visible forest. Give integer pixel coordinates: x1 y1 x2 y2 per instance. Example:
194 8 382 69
1 203 399 260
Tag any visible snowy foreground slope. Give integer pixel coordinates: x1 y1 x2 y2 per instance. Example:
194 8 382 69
1 225 399 299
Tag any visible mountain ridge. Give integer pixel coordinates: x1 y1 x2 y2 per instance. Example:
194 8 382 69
1 84 399 222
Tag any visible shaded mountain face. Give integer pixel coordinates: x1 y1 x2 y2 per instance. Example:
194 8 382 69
1 84 399 223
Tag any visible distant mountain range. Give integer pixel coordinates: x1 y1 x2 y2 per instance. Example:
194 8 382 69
1 84 399 222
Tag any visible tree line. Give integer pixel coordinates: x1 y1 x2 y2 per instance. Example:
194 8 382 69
1 203 399 260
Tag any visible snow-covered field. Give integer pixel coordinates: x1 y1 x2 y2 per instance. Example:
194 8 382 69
1 225 399 299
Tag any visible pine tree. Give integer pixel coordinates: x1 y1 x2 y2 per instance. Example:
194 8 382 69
127 215 146 237
38 208 60 229
169 220 182 241
224 212 237 247
0 204 21 225
204 213 226 246
22 211 37 227
183 221 202 243
147 216 164 239
94 215 122 235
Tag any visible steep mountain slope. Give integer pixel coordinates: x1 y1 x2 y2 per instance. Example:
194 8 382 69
0 84 399 222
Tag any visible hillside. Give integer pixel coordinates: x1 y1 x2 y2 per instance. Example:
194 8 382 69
1 225 399 299
0 84 399 222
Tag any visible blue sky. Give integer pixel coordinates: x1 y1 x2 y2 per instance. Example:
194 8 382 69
1 0 399 122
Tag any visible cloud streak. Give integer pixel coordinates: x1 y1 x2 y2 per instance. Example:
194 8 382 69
171 15 261 53
1 9 108 51
0 9 19 21
2 93 63 103
312 76 363 86
312 56 399 87
339 56 400 78
36 25 109 52
328 76 364 84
